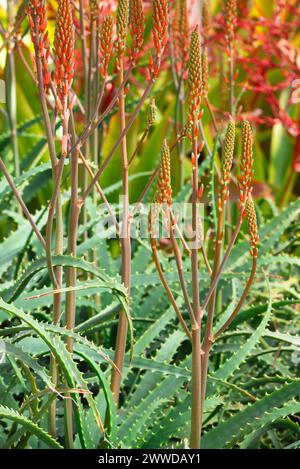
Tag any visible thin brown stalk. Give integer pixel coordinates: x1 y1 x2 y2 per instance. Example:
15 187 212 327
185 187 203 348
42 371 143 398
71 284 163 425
200 212 244 315
128 129 148 167
0 158 46 249
213 257 257 339
170 225 196 327
67 66 133 159
81 78 154 203
78 150 120 233
151 241 192 341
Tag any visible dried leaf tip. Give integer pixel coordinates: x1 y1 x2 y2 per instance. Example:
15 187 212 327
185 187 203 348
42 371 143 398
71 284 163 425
54 0 75 110
156 140 172 205
117 0 129 57
239 120 253 207
245 195 259 258
129 0 144 61
188 27 202 119
99 15 114 78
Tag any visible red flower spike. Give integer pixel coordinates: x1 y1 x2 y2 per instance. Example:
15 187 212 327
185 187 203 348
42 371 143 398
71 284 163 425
26 0 51 91
239 120 254 208
152 0 169 60
129 0 144 61
54 0 75 109
155 140 172 206
99 15 114 79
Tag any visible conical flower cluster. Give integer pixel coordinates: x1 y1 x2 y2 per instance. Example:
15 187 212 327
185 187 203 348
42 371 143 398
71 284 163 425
99 15 114 78
239 120 253 206
224 0 237 49
146 98 158 130
220 117 235 204
156 140 172 205
153 0 169 58
129 0 144 60
202 0 210 30
26 0 51 89
201 48 209 99
179 0 190 72
245 195 259 258
54 0 75 109
116 0 129 58
188 27 202 120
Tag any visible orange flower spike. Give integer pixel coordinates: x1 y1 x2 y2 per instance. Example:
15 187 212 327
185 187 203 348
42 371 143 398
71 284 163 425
99 15 114 79
245 195 259 258
188 27 202 122
26 0 51 90
239 120 254 208
129 0 144 61
224 0 237 50
153 0 169 60
54 0 75 109
220 117 235 203
156 140 172 206
201 48 209 99
179 0 190 72
116 0 129 58
202 0 210 30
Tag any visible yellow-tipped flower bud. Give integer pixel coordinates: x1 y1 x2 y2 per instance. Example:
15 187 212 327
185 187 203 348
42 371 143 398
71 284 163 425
239 120 253 206
146 98 158 130
156 140 172 205
201 48 209 99
245 195 259 258
188 27 202 119
116 0 129 57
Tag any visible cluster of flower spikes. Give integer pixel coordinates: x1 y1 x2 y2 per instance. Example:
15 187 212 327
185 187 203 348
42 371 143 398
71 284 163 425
129 0 144 61
239 120 254 211
54 0 75 111
224 0 237 52
116 0 129 59
26 0 51 89
245 194 259 258
219 117 235 209
99 15 114 79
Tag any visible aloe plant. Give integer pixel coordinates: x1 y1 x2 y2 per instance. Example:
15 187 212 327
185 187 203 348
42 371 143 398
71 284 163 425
0 0 299 452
